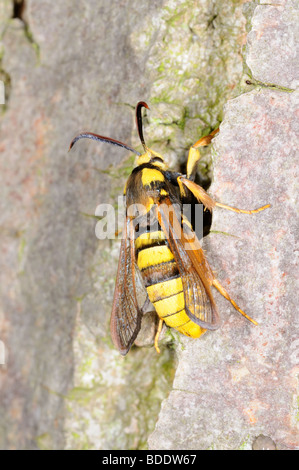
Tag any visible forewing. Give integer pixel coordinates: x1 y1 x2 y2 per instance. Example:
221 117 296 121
110 217 142 355
157 199 220 330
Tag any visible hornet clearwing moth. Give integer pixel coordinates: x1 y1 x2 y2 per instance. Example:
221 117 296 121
70 102 270 355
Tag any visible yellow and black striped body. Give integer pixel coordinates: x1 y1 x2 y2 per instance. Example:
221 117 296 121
126 163 205 338
70 103 263 356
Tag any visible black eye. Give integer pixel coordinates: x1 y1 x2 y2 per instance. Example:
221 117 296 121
135 223 140 232
152 157 163 163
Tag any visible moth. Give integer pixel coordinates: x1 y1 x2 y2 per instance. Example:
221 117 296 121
70 102 270 355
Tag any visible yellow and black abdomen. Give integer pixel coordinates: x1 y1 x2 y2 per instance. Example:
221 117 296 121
135 229 205 338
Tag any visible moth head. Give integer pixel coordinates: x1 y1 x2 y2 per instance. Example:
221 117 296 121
69 101 166 170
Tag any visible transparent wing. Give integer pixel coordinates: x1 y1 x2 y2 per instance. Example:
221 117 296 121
110 217 143 354
157 199 220 330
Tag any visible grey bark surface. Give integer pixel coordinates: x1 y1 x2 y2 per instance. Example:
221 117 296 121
149 0 299 450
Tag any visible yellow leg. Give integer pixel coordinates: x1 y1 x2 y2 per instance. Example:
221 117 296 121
186 129 219 180
154 318 164 354
212 278 258 326
179 176 271 214
215 202 271 214
193 128 219 148
184 128 270 214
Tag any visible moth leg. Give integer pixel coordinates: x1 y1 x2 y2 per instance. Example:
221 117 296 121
154 318 164 354
213 201 271 215
186 129 219 181
179 177 271 214
212 278 258 325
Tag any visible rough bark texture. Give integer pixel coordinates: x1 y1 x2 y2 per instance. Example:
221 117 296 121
149 0 299 450
0 0 297 450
